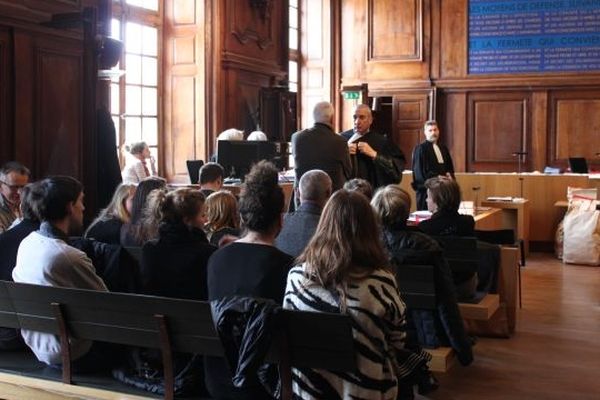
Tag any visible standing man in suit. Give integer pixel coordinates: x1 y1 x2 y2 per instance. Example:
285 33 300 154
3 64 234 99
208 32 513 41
412 120 455 210
291 101 352 209
341 104 406 190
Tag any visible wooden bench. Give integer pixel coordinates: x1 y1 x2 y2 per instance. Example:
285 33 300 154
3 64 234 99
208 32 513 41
395 262 455 373
0 280 356 400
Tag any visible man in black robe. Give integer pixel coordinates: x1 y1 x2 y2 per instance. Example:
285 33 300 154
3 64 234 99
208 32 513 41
411 120 455 210
340 104 406 190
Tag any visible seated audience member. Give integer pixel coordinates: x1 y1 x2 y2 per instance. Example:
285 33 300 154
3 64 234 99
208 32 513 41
12 177 112 370
204 190 240 247
85 183 136 244
371 185 473 367
284 190 431 400
418 176 475 237
343 177 374 199
115 188 217 396
206 161 293 400
0 161 30 232
417 177 478 299
121 177 166 247
141 188 216 299
246 130 268 141
121 141 156 184
0 184 38 350
275 169 332 258
199 162 225 197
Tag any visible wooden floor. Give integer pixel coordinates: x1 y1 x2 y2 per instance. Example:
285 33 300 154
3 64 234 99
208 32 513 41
420 253 600 400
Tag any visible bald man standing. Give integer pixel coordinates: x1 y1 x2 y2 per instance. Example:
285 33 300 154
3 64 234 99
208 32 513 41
341 104 406 190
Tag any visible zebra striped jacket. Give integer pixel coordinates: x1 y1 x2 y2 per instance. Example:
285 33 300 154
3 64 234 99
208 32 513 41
283 264 431 400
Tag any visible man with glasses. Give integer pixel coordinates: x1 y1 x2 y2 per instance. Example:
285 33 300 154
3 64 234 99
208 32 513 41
0 162 30 232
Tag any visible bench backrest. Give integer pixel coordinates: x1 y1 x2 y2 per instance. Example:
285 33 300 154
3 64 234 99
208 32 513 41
0 280 355 400
433 236 479 284
396 264 436 310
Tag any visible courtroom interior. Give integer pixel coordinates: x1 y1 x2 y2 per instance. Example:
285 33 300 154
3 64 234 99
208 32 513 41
0 0 598 399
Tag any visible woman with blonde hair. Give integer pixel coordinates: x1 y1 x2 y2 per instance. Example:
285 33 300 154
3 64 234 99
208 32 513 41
204 190 240 246
85 183 136 244
284 189 430 399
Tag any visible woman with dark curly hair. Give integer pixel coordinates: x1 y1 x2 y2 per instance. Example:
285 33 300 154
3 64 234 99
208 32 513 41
205 160 293 400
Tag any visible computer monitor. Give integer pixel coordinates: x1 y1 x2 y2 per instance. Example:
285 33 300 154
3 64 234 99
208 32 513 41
217 140 277 180
568 157 588 174
186 160 204 184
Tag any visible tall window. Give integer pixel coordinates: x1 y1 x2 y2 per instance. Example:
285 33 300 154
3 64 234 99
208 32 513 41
289 0 299 93
111 0 161 165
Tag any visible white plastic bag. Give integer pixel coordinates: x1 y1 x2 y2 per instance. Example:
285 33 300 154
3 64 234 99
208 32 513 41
562 198 600 266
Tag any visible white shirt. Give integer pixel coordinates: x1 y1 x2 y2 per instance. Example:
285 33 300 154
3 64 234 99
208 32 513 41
12 231 107 364
432 142 445 164
121 155 156 184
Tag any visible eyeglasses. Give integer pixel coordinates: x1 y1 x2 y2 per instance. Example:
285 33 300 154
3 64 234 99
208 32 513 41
0 180 25 192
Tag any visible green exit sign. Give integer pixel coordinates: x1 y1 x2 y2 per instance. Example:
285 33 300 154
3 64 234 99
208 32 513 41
343 91 360 100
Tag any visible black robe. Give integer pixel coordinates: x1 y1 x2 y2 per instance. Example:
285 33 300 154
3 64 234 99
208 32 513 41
341 130 406 189
411 140 455 210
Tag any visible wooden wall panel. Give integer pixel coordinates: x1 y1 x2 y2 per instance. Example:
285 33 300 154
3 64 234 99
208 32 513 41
12 30 85 179
548 90 600 169
438 0 466 78
0 0 82 23
368 0 421 61
163 0 205 183
211 0 288 143
37 49 83 177
0 28 11 162
223 0 285 63
468 92 530 172
393 92 430 166
441 92 467 172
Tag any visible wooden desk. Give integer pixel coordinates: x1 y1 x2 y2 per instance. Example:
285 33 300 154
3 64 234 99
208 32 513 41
481 200 530 256
400 171 600 245
473 207 503 231
408 208 503 230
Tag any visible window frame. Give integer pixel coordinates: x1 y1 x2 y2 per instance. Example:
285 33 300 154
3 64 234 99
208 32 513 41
111 0 163 169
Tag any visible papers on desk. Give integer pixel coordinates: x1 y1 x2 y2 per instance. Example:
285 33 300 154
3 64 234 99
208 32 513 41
408 210 432 224
485 196 527 203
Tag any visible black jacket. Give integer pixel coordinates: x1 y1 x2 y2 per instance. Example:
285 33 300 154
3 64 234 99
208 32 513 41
341 129 406 189
84 217 123 245
209 296 280 399
383 226 473 366
0 218 39 281
141 223 216 300
69 237 141 293
418 210 475 237
292 123 352 192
